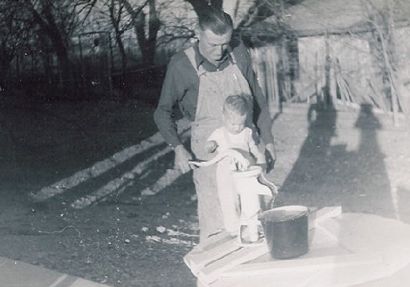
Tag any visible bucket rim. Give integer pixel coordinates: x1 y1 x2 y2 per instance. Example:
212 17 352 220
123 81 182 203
259 205 309 222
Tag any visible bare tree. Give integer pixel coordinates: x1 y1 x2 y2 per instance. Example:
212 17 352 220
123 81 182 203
155 1 196 48
99 0 130 74
16 0 97 89
0 1 32 89
121 0 160 66
362 0 405 124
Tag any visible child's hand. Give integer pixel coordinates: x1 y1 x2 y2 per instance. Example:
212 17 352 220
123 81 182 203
205 140 218 153
229 150 251 171
235 158 250 171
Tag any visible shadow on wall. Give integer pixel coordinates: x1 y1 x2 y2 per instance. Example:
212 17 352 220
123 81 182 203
277 103 396 219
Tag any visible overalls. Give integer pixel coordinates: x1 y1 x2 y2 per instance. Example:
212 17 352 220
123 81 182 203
184 46 252 243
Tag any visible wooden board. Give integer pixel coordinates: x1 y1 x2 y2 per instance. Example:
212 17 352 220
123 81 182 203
222 252 382 277
188 207 410 287
308 206 342 229
211 259 387 287
186 206 343 286
198 243 269 285
184 232 241 275
205 212 410 287
0 256 110 287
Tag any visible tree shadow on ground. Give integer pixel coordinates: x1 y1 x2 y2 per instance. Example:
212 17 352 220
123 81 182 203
277 102 395 219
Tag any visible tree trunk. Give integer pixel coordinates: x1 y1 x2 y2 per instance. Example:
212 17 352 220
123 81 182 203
109 0 127 75
27 1 73 91
112 25 127 75
122 0 159 66
117 35 127 75
0 50 14 89
145 0 160 65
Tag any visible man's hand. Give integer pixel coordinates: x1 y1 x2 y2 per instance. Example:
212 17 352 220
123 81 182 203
264 143 277 173
174 144 193 174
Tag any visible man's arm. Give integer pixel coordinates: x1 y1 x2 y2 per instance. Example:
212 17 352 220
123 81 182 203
154 55 194 173
154 57 184 148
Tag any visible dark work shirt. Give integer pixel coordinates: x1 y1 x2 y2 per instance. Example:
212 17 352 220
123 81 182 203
154 41 274 148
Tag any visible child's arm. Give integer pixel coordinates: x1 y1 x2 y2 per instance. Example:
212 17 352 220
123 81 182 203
247 129 266 168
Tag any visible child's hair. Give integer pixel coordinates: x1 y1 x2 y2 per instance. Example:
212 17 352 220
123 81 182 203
223 94 249 116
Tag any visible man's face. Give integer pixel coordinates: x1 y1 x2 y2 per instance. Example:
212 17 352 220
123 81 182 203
198 28 233 64
223 111 246 135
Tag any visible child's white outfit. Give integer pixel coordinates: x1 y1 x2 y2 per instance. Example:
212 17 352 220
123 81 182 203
208 127 265 239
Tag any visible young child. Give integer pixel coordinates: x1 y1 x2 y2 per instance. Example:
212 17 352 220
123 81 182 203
206 94 267 244
205 94 266 167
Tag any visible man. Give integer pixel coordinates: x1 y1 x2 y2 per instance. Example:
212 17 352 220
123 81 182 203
154 7 276 244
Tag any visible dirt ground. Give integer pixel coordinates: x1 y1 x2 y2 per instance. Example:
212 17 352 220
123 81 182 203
0 96 409 287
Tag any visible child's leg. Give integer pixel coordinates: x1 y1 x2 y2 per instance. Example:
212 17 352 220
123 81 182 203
216 161 240 236
238 189 261 242
233 167 266 243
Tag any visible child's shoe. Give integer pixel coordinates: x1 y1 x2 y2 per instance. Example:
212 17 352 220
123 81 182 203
238 222 264 246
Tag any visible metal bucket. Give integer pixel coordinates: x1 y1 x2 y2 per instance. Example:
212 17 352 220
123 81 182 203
259 205 309 259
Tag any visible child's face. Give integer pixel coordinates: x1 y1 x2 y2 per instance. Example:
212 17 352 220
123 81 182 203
223 111 247 134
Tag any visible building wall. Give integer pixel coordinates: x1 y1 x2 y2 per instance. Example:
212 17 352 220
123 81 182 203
394 26 410 113
250 45 279 116
293 33 388 110
295 36 327 103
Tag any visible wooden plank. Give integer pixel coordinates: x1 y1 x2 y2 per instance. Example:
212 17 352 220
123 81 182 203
308 206 342 230
203 212 410 287
0 257 110 287
318 213 410 272
220 252 382 278
211 269 317 287
184 232 241 275
302 261 387 287
212 257 385 287
186 207 342 284
198 243 269 285
350 260 410 287
200 231 235 251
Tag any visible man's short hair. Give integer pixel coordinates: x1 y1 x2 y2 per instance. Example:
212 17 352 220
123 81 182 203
223 94 249 116
198 7 233 35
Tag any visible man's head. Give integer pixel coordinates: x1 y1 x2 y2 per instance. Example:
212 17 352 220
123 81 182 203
222 95 249 134
198 8 233 64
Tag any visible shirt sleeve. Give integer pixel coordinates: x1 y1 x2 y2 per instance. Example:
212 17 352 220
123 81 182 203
234 43 274 145
153 56 186 148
